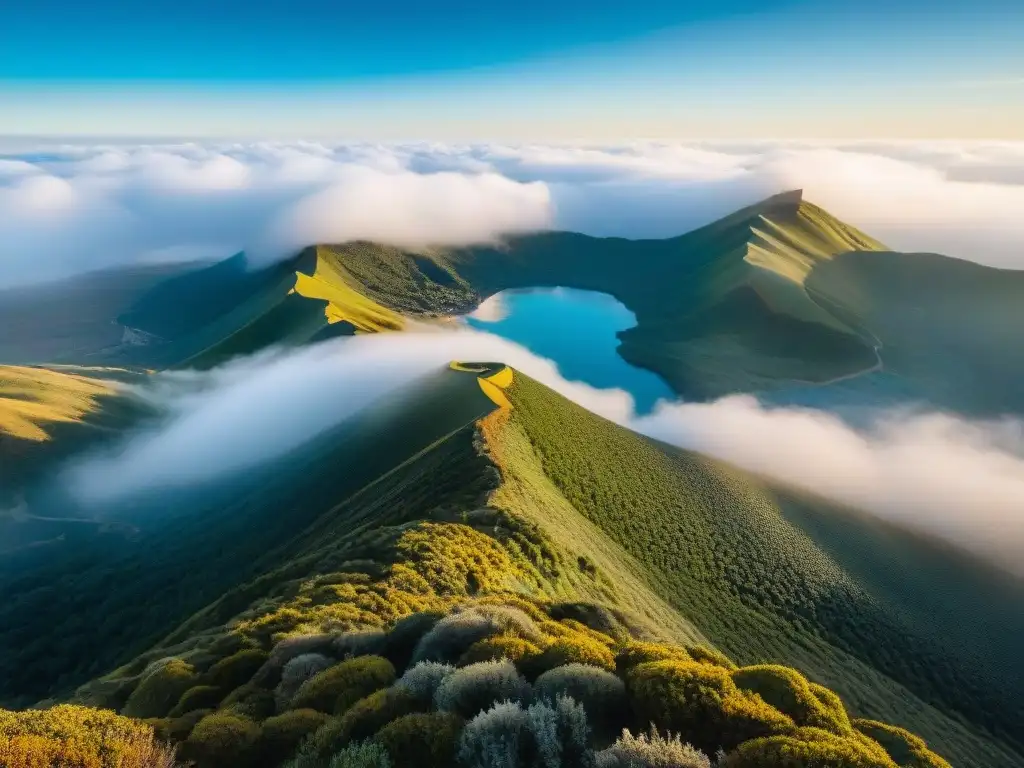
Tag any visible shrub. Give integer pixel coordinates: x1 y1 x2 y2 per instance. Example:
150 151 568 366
292 656 397 714
471 604 546 644
719 727 898 768
460 635 543 667
123 659 199 719
380 611 443 672
549 603 627 640
615 643 691 673
260 709 329 765
853 719 953 768
534 664 626 729
626 661 792 755
169 685 224 718
284 717 347 768
276 653 337 711
163 708 213 742
808 683 852 733
255 634 337 687
204 649 269 691
685 645 735 670
434 659 532 718
336 687 419 743
536 637 616 674
327 741 392 768
456 695 592 768
0 706 178 768
183 712 260 767
395 661 456 705
412 611 501 664
595 727 711 768
732 665 844 734
334 630 388 660
374 711 464 768
0 731 179 768
221 683 277 720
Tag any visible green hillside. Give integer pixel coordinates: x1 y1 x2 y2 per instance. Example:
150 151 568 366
1 192 1022 767
0 366 1019 767
5 190 1022 416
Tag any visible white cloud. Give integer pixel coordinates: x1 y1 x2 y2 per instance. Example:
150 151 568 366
65 329 631 502
633 396 1024 577
62 324 1024 576
1 139 1023 286
467 294 508 322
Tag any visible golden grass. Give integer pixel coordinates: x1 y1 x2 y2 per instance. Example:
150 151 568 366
0 366 114 442
291 246 404 332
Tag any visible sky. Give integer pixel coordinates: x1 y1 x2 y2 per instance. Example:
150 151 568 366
1 0 1022 139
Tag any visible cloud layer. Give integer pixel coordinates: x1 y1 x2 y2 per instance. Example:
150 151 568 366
66 329 1024 577
2 140 1024 287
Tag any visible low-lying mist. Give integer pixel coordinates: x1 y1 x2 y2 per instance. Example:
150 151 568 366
63 329 1024 577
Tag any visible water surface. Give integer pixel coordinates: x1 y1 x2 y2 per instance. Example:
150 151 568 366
466 287 674 414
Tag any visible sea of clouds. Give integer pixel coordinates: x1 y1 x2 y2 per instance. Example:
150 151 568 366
66 330 1024 577
6 138 1022 576
2 139 1024 287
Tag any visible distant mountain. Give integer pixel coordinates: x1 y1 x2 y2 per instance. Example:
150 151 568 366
4 190 1022 416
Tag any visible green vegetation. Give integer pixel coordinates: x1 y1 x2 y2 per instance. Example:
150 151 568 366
497 373 1024 766
2 191 1023 766
0 704 178 768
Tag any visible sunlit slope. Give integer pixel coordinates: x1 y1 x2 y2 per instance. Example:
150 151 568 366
498 373 1024 768
302 191 1022 413
0 365 148 488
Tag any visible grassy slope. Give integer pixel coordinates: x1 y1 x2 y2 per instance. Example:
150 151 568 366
8 190 1020 415
497 374 1024 768
304 191 1024 413
20 368 1010 767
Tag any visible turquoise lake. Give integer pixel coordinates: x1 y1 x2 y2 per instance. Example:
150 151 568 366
466 287 674 414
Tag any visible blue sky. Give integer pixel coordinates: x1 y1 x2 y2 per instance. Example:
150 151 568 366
1 0 1022 139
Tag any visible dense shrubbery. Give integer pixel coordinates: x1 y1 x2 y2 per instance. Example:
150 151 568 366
375 712 463 768
627 660 793 754
719 727 898 768
535 663 626 731
260 709 329 765
276 653 336 711
852 720 953 768
412 611 503 664
537 636 617 674
336 687 419 743
204 649 270 691
169 684 225 718
123 659 199 719
324 741 392 768
457 695 591 768
1 596 956 768
434 659 532 717
221 683 277 720
0 383 962 768
0 705 178 768
290 656 396 714
183 711 260 767
395 660 456 705
460 634 542 667
594 727 711 768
